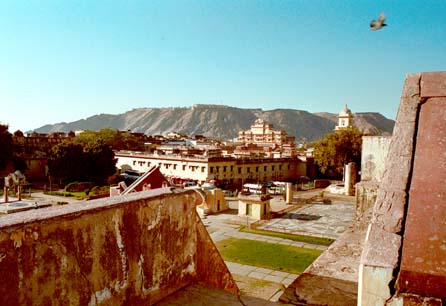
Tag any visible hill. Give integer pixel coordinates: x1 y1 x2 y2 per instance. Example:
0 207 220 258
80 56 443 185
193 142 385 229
34 104 394 141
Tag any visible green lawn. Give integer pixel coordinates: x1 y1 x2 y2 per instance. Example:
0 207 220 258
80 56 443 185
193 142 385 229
240 226 334 246
216 238 322 274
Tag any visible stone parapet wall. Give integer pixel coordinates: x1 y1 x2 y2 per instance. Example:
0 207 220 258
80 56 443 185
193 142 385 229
0 188 238 305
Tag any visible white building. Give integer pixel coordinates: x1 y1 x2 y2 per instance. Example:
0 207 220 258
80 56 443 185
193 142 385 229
335 105 354 131
114 151 307 187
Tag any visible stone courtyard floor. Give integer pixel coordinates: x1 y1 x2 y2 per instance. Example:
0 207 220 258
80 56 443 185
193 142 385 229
202 192 355 302
256 200 355 240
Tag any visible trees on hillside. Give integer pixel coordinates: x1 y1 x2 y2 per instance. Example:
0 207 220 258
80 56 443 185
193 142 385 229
313 128 362 178
0 124 13 171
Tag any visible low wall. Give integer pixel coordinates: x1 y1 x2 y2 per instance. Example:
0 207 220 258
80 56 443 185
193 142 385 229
0 188 238 305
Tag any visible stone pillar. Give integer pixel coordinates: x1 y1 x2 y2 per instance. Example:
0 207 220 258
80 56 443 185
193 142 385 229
3 187 7 203
17 185 22 201
344 162 357 196
285 183 293 204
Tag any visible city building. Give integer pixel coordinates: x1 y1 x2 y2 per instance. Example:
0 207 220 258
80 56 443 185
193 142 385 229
115 151 307 188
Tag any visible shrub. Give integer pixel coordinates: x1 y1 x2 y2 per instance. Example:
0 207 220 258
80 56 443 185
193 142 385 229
90 186 109 195
65 182 94 192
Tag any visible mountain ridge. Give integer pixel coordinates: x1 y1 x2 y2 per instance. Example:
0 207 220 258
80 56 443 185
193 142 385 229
34 104 394 141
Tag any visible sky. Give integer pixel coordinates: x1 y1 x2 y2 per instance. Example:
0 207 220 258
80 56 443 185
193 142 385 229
1 1 445 133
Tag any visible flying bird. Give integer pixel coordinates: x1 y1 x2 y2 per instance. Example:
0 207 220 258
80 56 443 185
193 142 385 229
370 12 387 31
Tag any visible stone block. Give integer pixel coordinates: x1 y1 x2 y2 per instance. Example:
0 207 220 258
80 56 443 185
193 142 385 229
379 158 412 193
420 71 446 97
358 225 401 306
394 96 420 124
400 73 421 98
387 120 417 157
396 97 446 300
280 273 357 306
409 98 446 189
358 264 394 306
361 224 401 268
386 294 443 306
372 189 407 234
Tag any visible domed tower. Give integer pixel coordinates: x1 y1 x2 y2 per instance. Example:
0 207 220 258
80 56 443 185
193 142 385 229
335 104 354 130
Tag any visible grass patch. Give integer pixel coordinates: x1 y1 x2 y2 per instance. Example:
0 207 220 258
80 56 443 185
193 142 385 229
44 190 88 200
240 226 334 246
216 238 322 274
248 279 271 289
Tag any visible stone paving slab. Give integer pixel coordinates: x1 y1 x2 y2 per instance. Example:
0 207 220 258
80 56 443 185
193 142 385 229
248 271 268 279
270 270 290 278
255 267 273 274
264 274 286 283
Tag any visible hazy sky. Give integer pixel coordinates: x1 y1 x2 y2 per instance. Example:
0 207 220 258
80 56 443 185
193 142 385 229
1 1 445 132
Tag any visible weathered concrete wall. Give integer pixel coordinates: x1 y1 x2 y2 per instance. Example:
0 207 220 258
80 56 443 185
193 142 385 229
361 136 392 182
359 72 446 305
0 188 238 305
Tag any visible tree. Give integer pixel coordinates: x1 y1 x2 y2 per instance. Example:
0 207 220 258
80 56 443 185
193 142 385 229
48 138 117 185
48 142 85 183
83 139 117 185
313 128 363 178
0 124 13 171
74 129 143 151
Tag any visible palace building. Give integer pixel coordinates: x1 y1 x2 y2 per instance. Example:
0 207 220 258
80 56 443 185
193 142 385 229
238 118 295 146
